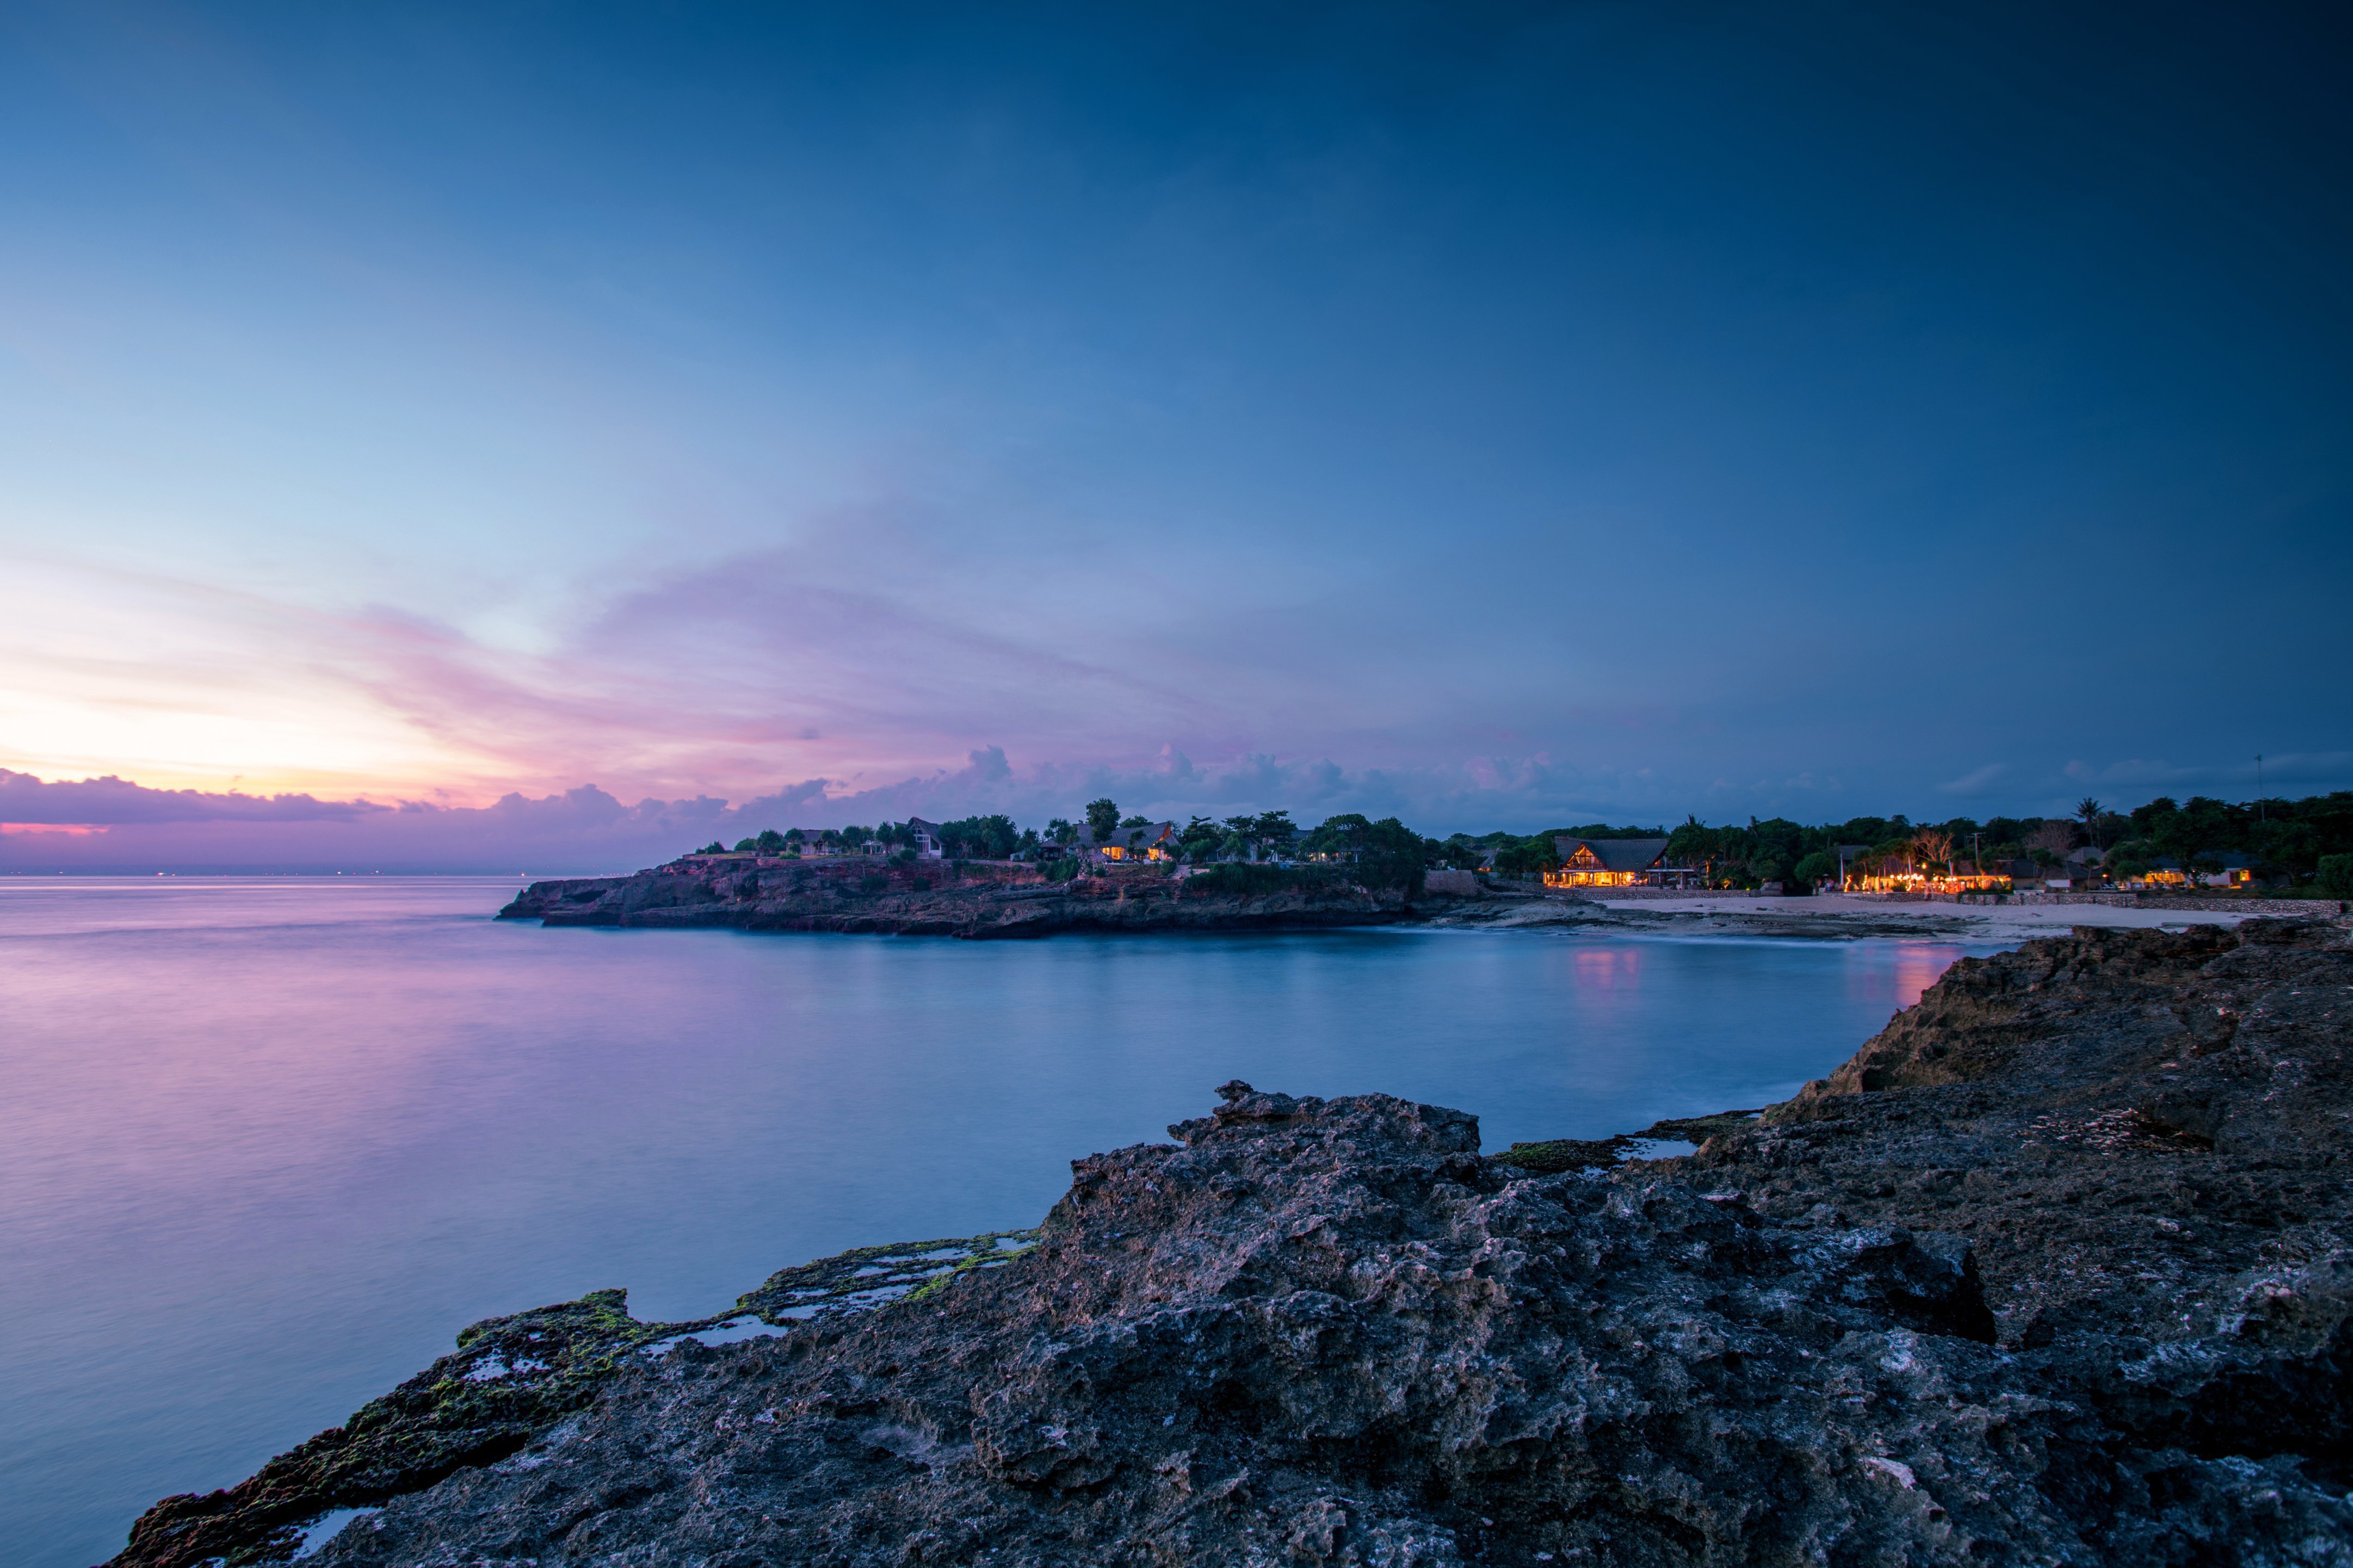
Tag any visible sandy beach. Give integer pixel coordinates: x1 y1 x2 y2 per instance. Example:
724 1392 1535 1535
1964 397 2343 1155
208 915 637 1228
1426 890 2335 943
1608 891 2260 938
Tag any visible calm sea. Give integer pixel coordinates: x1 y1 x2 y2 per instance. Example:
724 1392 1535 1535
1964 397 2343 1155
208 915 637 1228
0 876 1992 1566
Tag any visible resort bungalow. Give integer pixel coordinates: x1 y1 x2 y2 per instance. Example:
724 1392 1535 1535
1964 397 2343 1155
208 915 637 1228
2195 851 2257 888
1073 821 1179 864
1131 822 1181 862
1855 857 1982 895
1542 836 1697 889
903 818 947 859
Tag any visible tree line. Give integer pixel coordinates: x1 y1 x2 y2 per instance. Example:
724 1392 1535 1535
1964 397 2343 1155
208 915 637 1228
689 790 2353 895
694 816 1029 863
1648 793 2353 893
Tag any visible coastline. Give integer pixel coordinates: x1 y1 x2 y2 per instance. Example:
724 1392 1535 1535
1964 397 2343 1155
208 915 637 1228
11 879 1938 1568
494 859 1421 938
109 915 2353 1567
493 856 2327 945
1478 889 2314 944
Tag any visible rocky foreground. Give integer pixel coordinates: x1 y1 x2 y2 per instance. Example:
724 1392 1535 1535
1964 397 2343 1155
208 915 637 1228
113 919 2352 1566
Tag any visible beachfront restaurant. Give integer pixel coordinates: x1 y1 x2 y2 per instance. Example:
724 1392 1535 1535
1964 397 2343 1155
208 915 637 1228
1854 860 2004 893
1856 863 2014 895
2128 853 2254 889
1853 858 1922 892
1542 836 1697 888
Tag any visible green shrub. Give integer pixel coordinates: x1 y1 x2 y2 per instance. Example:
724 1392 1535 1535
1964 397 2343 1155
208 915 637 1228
1491 836 1559 876
2318 854 2353 899
1183 863 1320 896
1182 860 1423 897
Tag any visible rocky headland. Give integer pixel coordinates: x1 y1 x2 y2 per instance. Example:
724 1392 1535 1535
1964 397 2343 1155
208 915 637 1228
111 918 2352 1566
497 857 1425 938
491 856 2091 942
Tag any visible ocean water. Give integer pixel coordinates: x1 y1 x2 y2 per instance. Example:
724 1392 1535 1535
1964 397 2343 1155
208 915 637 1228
0 876 1994 1566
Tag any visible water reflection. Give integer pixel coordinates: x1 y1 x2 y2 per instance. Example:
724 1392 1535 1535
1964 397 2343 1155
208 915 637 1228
0 881 2003 1568
1841 941 1968 1031
1893 945 1965 1007
1571 946 1643 990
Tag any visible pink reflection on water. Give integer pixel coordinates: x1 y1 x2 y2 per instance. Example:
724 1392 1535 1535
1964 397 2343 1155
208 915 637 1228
1571 946 1642 990
1844 942 1968 1013
1 884 2008 1567
1893 945 1963 1007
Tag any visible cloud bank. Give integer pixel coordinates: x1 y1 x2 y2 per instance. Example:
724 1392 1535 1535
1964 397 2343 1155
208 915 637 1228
7 747 2348 874
3 6 2349 870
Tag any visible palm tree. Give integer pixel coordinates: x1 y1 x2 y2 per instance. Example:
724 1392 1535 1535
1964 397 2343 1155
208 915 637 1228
2076 797 2103 849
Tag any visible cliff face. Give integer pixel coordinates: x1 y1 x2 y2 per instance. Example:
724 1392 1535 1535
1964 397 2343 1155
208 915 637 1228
497 859 1423 937
109 920 2353 1567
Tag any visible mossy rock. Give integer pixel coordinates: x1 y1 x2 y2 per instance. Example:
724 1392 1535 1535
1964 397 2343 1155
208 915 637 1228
1488 1136 1633 1173
738 1229 1040 1319
109 1231 1043 1568
1487 1107 1768 1174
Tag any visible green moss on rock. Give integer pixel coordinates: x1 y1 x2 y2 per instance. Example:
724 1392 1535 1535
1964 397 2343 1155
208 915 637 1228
108 1230 1044 1568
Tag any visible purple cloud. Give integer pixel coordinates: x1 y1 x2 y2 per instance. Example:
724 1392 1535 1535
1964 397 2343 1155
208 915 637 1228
0 770 388 825
0 749 1665 871
4 740 2345 873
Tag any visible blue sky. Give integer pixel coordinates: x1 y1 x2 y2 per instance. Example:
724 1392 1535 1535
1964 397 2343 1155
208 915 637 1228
2 2 2348 865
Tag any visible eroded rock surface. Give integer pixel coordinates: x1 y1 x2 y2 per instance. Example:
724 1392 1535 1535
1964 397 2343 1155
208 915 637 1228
109 921 2353 1566
1688 918 2353 1526
498 860 1424 938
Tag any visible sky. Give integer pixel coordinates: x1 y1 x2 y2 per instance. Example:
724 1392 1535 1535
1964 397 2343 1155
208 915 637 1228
2 1 2349 870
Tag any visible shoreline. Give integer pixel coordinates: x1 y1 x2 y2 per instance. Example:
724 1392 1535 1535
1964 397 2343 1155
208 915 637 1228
1425 887 2303 944
494 856 2335 945
109 915 2353 1567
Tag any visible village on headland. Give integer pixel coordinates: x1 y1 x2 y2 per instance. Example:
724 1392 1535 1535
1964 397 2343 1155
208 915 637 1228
671 790 2353 903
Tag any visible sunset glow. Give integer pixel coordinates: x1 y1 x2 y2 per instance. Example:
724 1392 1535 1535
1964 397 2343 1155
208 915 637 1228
2 4 2346 869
